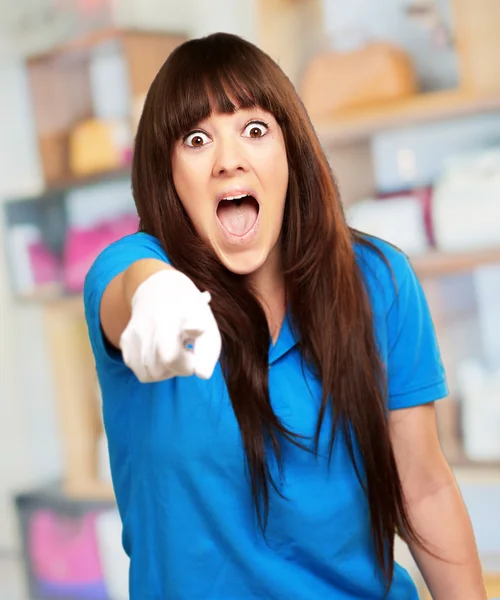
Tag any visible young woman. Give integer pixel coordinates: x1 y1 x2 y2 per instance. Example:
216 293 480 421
84 33 486 599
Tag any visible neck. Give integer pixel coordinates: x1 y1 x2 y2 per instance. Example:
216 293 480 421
247 245 286 342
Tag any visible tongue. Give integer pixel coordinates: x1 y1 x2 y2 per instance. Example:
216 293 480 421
217 198 258 236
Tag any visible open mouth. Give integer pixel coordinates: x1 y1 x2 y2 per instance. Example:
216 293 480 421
216 193 260 237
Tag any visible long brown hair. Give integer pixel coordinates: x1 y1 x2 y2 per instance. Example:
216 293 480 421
132 32 422 585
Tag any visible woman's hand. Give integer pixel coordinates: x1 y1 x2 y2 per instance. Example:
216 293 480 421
120 269 221 382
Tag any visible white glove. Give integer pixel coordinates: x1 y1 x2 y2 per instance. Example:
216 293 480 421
120 269 221 383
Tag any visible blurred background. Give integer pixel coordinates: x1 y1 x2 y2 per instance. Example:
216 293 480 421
0 0 499 598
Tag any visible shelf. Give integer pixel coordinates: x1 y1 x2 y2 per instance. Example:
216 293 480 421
16 292 84 313
314 89 500 144
3 167 131 204
45 166 131 194
450 456 500 470
410 247 500 277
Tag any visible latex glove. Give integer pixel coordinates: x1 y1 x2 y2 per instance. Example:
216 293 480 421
120 269 221 382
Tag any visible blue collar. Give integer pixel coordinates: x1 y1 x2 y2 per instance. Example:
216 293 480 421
268 313 299 365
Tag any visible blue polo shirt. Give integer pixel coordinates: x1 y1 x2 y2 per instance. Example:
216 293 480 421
84 232 447 600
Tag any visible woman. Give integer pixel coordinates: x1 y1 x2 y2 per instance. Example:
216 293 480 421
84 33 486 599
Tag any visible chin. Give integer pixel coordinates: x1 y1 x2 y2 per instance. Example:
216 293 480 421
215 246 270 276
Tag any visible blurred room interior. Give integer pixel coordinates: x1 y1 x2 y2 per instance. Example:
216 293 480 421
0 0 499 598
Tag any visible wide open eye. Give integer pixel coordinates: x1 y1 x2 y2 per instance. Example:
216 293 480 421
242 121 269 139
184 131 211 148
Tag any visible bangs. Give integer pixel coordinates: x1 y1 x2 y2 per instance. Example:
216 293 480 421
160 36 286 143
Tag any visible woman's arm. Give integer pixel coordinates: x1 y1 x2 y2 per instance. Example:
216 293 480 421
100 258 174 348
389 402 487 600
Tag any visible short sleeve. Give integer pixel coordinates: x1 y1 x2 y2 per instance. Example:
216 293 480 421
386 257 448 410
83 232 170 370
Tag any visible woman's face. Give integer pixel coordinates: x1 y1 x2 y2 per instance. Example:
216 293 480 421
172 107 289 275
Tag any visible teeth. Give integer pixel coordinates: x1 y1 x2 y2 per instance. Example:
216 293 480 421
221 193 249 201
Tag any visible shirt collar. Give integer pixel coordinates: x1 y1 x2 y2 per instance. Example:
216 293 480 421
268 313 299 365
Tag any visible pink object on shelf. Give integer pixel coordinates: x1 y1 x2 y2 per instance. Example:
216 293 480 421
377 186 435 246
27 240 61 286
29 509 104 584
63 212 139 293
121 147 133 165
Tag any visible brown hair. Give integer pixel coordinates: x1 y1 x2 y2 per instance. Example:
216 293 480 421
132 32 423 586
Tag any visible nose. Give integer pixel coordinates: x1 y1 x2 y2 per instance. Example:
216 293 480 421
212 138 249 178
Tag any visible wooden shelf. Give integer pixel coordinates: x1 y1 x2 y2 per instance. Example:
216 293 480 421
45 165 131 193
450 456 500 470
17 292 84 312
410 247 500 278
314 89 500 144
